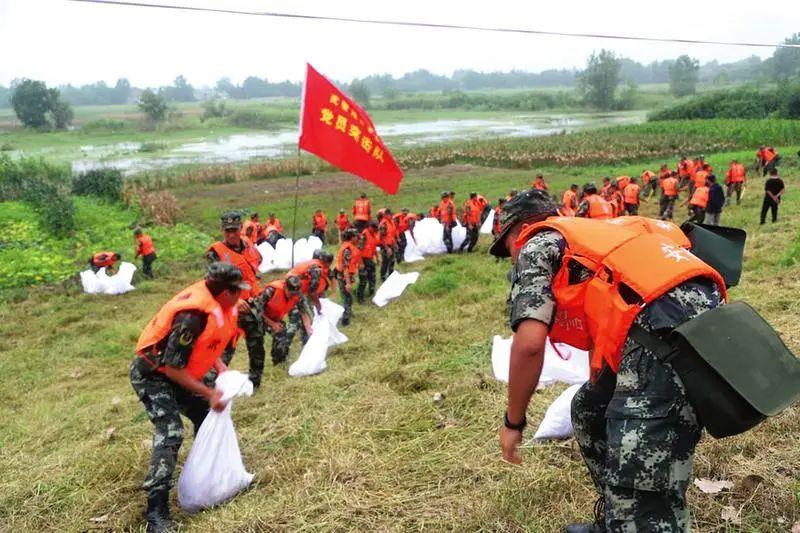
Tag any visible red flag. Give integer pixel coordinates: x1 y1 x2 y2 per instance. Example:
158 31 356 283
299 64 403 195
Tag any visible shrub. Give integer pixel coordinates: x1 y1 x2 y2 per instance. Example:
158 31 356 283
72 168 123 200
138 142 166 153
80 118 127 132
648 86 799 121
226 109 285 129
123 184 181 226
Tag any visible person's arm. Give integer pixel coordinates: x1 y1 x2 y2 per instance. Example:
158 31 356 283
207 248 220 263
162 366 225 411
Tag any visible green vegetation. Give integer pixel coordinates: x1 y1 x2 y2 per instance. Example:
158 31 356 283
10 79 73 129
72 168 124 200
0 147 797 531
137 89 168 122
649 83 800 121
668 55 700 97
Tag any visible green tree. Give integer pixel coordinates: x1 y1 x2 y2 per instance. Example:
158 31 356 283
771 33 800 80
349 80 371 107
668 55 700 97
138 89 168 121
11 79 72 129
578 50 621 110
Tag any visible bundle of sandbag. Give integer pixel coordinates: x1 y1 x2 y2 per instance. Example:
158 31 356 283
80 262 137 295
289 299 348 378
257 235 323 272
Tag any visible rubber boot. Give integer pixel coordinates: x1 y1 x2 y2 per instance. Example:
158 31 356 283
145 491 175 533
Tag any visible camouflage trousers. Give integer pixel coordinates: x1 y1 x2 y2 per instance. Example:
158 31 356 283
460 225 479 252
283 302 310 347
338 273 355 323
358 259 377 303
380 246 395 281
130 359 209 497
396 233 406 264
222 306 268 388
571 345 701 532
442 223 454 253
659 196 677 220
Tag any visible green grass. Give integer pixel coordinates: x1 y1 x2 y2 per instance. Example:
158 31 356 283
0 145 798 531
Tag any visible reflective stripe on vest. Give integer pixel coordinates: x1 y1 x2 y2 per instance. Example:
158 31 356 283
136 281 239 380
514 217 725 375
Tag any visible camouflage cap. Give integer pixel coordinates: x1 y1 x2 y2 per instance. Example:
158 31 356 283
205 261 250 291
285 275 302 293
489 189 558 258
220 211 242 230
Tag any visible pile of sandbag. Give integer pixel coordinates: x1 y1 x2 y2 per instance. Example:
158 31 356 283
80 262 137 295
407 218 466 256
257 236 323 272
289 299 348 378
372 270 420 307
178 370 254 512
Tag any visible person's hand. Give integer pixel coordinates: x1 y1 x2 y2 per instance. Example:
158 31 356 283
208 388 228 412
270 321 284 334
500 426 523 465
237 299 251 314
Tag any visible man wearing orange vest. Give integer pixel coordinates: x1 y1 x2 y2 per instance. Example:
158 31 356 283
134 228 157 279
532 174 549 191
130 262 245 532
659 171 680 221
614 175 631 192
378 210 397 281
207 211 265 387
335 209 350 243
640 169 657 198
88 251 121 273
311 209 328 244
241 212 263 245
284 251 333 348
756 146 780 176
460 192 483 252
683 179 710 223
393 208 410 264
623 177 641 216
437 191 457 253
600 177 612 200
491 190 724 533
561 184 579 217
357 221 380 303
576 183 614 219
353 193 372 232
690 167 709 197
725 159 746 206
252 275 304 368
677 156 693 189
336 228 362 325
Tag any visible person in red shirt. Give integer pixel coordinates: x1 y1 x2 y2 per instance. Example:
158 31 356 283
335 209 350 243
311 209 328 244
134 228 157 279
459 192 483 252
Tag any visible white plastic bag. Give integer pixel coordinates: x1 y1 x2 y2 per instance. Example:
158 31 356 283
288 299 348 378
256 241 276 273
491 335 513 383
178 371 254 512
479 209 494 235
79 262 136 295
403 230 425 263
372 270 419 307
489 335 589 387
532 384 582 440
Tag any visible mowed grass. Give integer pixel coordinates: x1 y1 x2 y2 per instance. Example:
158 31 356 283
1 154 799 531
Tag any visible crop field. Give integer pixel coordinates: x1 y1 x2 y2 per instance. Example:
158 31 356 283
1 125 799 532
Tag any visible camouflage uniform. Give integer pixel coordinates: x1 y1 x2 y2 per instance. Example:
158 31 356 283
379 223 396 282
130 311 226 499
442 222 454 253
358 260 377 303
659 195 677 220
510 230 723 532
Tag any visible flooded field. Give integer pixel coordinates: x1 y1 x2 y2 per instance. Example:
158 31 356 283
58 111 645 174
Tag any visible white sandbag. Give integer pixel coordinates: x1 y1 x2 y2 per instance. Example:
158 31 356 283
318 298 348 346
403 230 425 263
532 384 582 440
272 238 294 270
178 370 254 512
80 269 101 294
489 335 589 387
256 241 276 273
288 298 348 378
452 223 467 250
372 270 419 307
491 335 513 383
480 209 495 235
80 262 136 295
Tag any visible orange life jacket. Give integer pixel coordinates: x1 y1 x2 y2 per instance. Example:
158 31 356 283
515 217 725 375
493 206 503 233
678 160 692 178
762 148 777 163
662 177 679 197
136 281 239 380
561 190 578 217
393 213 409 233
92 252 117 268
438 198 456 223
263 280 300 321
463 199 482 225
615 176 631 191
623 183 640 205
336 241 362 275
693 170 709 189
379 218 396 246
135 235 155 256
640 171 655 184
354 198 371 221
359 228 380 259
658 169 671 182
532 178 548 190
585 195 614 219
476 195 489 211
690 186 709 208
289 259 327 296
727 163 746 183
208 239 262 299
313 213 327 231
266 218 283 233
241 220 260 242
335 213 350 231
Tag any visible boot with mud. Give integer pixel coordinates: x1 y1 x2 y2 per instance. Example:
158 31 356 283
145 490 176 533
564 497 606 533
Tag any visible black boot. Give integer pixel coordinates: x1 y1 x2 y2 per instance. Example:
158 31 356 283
145 491 175 533
565 497 605 533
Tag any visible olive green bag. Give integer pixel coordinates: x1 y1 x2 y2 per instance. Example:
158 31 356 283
631 302 800 438
680 222 747 288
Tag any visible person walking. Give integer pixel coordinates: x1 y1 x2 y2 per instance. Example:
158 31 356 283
491 190 724 533
683 181 709 224
335 228 361 325
725 159 746 206
134 228 157 279
623 177 641 216
311 209 328 244
437 191 457 253
357 221 380 303
760 168 786 224
659 172 680 220
353 193 371 232
378 211 397 281
704 175 725 226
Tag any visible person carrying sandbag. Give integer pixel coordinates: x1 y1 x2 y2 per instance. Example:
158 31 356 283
491 190 799 532
130 262 245 533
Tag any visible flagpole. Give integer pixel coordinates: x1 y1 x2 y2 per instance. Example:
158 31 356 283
291 145 301 267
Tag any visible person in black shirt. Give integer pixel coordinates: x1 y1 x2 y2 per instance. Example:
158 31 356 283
704 175 726 226
761 169 786 224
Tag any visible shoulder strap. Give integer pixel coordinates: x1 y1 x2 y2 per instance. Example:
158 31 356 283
627 324 677 363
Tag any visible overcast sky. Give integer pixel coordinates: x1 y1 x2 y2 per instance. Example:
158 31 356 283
1 0 797 87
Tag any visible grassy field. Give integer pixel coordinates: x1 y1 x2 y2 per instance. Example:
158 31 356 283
0 146 798 531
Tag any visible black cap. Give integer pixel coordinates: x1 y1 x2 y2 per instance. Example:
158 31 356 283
250 212 259 219
317 250 334 263
583 182 598 194
133 227 143 235
489 189 558 258
285 275 302 293
205 262 250 291
343 228 359 240
220 211 242 230
440 191 448 198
